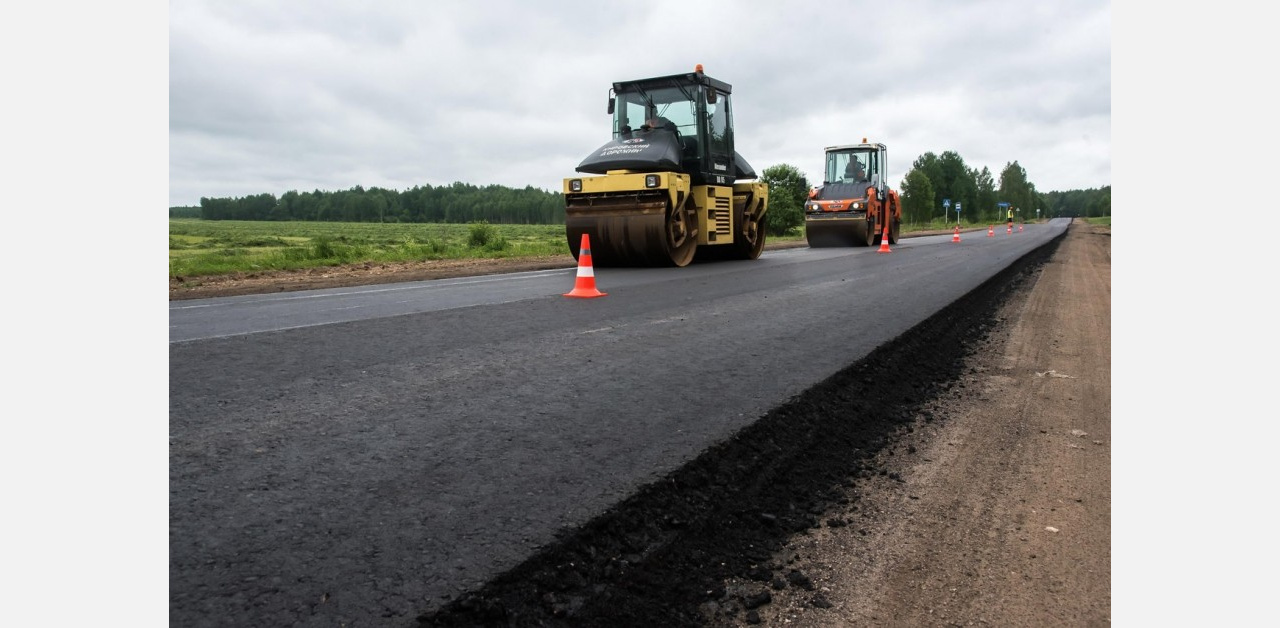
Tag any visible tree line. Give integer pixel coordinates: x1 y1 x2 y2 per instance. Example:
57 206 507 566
898 152 1110 225
172 182 566 224
170 155 1110 230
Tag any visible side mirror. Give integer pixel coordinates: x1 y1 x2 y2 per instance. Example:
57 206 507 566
608 96 615 115
707 89 717 105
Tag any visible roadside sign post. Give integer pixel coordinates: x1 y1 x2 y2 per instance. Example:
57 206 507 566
942 198 951 224
954 202 961 225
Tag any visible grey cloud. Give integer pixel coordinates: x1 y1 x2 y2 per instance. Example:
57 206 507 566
169 0 1110 206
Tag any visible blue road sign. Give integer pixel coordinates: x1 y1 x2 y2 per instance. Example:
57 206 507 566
943 198 951 208
955 202 961 212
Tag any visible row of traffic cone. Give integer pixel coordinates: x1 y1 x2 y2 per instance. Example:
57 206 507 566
984 224 1024 237
567 223 1025 297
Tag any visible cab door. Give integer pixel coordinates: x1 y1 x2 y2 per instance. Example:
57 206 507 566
705 88 733 185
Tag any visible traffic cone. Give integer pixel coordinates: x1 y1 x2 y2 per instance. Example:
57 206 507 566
877 224 892 254
951 226 961 243
1018 224 1023 232
987 225 994 237
564 234 607 298
1007 224 1013 235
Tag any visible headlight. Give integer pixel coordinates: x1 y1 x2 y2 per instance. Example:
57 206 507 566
569 179 583 192
645 174 660 188
851 202 861 210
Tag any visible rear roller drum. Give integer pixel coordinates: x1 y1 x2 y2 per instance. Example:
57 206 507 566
701 208 767 261
664 200 697 267
733 210 767 260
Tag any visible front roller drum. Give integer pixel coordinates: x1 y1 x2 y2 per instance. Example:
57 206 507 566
566 194 698 267
805 216 872 247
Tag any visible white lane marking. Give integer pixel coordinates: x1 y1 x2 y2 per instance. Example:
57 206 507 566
170 268 573 310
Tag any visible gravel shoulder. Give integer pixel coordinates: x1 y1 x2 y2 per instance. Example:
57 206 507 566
728 221 1111 626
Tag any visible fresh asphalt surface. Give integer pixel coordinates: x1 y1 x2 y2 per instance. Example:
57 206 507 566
169 219 1069 626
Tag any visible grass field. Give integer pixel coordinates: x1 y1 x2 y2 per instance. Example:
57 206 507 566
169 220 583 277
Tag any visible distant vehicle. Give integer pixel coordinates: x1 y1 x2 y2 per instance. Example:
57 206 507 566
804 140 901 247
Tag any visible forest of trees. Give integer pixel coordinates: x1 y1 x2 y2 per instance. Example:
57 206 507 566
898 151 1110 225
169 155 1110 227
172 182 566 224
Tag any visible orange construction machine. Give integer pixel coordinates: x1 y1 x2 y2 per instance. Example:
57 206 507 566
803 140 901 247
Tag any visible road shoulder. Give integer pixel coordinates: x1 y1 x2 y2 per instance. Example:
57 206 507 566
726 222 1111 626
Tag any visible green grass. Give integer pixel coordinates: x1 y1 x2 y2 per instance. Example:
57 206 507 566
169 219 569 278
169 217 1055 279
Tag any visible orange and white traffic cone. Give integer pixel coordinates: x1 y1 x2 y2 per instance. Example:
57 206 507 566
1018 224 1023 232
877 222 892 254
987 225 995 237
564 234 607 298
1007 224 1013 235
951 225 961 243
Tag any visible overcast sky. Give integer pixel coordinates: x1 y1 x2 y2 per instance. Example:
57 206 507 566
15 6 1280 621
168 0 1110 207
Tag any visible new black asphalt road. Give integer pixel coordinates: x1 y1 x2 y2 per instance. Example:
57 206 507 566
169 220 1068 626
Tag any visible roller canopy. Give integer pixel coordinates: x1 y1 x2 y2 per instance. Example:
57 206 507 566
576 130 682 174
813 182 871 200
734 151 756 180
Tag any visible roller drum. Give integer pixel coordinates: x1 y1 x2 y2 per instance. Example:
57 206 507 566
566 192 696 267
805 216 871 247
